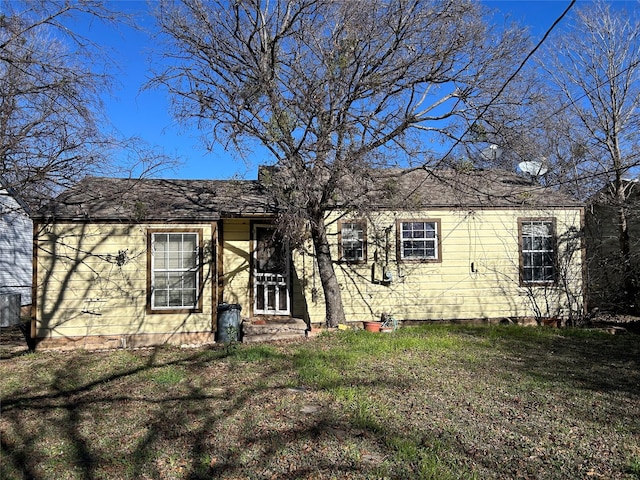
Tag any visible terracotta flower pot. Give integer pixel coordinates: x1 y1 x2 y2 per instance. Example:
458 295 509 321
363 321 381 332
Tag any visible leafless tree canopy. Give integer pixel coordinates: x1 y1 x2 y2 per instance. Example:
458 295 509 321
540 0 640 195
0 1 112 205
152 0 528 169
0 1 177 207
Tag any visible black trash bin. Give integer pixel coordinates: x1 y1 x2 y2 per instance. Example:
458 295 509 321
217 303 242 343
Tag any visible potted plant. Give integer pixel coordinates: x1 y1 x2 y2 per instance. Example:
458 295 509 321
362 321 381 332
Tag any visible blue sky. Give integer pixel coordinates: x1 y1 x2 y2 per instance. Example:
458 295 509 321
84 1 619 180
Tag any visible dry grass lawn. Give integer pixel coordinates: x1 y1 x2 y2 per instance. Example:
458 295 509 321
1 324 639 479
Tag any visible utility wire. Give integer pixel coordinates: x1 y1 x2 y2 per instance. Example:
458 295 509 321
430 0 577 166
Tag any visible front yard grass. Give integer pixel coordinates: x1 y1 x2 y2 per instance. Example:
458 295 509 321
1 324 639 479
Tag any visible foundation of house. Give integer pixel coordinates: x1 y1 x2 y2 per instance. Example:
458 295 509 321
241 317 308 343
29 331 215 351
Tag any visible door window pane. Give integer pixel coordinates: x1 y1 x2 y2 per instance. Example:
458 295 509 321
254 226 290 315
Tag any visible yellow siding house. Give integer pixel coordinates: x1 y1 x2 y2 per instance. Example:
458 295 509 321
32 168 584 349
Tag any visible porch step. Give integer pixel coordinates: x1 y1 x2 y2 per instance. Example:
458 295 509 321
241 318 308 343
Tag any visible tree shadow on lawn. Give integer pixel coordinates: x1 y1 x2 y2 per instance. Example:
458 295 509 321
3 329 638 480
457 325 640 395
540 332 633 394
455 325 640 444
1 344 403 480
1 346 269 479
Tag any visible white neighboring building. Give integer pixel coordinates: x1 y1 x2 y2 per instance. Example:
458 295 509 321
0 177 32 307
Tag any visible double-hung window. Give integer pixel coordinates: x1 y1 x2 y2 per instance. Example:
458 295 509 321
520 219 556 285
339 220 366 263
398 219 441 261
148 231 202 312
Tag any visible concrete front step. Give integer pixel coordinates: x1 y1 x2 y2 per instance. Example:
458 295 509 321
242 317 308 343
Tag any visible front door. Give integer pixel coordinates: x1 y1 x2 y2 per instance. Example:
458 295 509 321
253 225 290 315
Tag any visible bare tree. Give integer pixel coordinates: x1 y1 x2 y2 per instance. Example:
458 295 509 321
150 0 530 326
0 1 175 208
540 1 640 312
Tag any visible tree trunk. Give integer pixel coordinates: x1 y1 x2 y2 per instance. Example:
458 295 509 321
309 210 346 328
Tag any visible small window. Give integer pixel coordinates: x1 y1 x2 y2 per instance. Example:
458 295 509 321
398 219 441 261
148 231 202 312
520 219 556 284
339 220 366 262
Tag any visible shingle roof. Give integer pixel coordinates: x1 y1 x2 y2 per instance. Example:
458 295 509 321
361 168 582 209
37 177 275 221
587 179 640 206
36 168 581 222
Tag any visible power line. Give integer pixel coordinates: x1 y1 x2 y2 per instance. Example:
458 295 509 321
429 0 577 166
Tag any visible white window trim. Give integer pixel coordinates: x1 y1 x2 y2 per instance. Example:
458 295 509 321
398 219 441 261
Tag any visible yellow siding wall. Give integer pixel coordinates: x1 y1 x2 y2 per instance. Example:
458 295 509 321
219 219 251 308
293 208 584 325
35 222 216 341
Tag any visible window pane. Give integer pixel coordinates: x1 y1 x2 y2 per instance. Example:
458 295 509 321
256 284 265 310
169 290 183 307
155 252 166 269
154 235 166 269
168 250 181 269
255 227 289 274
533 236 546 250
341 221 364 261
169 234 183 251
267 285 276 309
401 221 437 259
153 288 166 307
155 274 168 289
183 249 196 268
425 224 436 237
169 272 183 289
183 273 195 289
532 252 544 266
183 235 196 253
533 267 543 280
521 221 554 283
183 290 196 306
278 287 287 311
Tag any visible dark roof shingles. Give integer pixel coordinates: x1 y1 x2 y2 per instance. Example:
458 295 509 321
38 169 581 221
